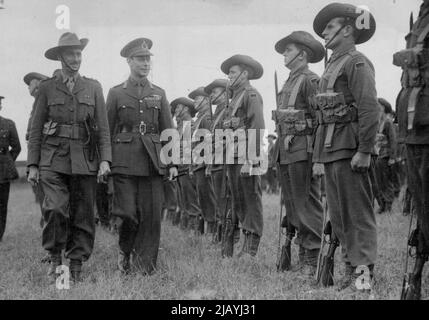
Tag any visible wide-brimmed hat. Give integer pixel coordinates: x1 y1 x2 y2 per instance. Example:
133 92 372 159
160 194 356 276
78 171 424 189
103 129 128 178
188 87 209 100
0 96 4 100
121 38 153 58
45 32 89 61
268 134 277 140
204 79 230 95
275 31 325 63
171 97 196 117
313 3 376 45
378 98 393 115
221 54 263 80
23 72 49 86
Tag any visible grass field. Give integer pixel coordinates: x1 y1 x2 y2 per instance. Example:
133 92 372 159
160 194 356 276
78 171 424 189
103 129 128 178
0 182 427 300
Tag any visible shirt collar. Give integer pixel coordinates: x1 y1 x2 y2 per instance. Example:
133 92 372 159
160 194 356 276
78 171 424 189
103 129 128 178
128 76 148 87
61 71 79 83
232 80 250 97
288 64 309 80
329 43 356 63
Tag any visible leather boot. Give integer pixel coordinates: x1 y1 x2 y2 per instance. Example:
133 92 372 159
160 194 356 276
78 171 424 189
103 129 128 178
291 245 306 272
69 259 82 283
233 225 240 244
337 262 354 290
47 252 62 281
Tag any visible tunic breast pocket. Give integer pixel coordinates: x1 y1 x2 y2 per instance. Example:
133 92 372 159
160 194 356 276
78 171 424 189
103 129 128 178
118 104 137 123
144 97 161 122
48 97 67 121
77 95 95 121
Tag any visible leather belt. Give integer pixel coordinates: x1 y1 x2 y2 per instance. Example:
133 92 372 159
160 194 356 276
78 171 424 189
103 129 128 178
120 122 158 135
55 124 87 140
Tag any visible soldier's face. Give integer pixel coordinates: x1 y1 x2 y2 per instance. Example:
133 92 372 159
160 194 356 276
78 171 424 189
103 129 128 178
28 79 40 97
61 48 82 71
194 96 209 111
282 43 301 69
210 87 226 105
228 65 247 88
174 104 184 118
322 18 345 49
128 55 151 78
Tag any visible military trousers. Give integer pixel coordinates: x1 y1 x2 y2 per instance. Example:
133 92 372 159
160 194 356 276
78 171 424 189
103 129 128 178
194 168 216 224
96 182 111 227
0 182 11 240
324 159 377 266
163 179 179 214
227 164 263 237
177 173 202 219
266 167 278 194
211 168 228 226
375 157 395 209
406 144 429 253
112 174 163 274
279 161 323 250
40 170 96 261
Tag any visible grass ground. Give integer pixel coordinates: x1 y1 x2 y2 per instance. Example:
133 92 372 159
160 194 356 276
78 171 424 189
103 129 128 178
0 182 427 300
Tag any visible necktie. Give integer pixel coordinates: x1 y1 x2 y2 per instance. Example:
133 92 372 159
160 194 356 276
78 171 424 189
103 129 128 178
66 77 75 93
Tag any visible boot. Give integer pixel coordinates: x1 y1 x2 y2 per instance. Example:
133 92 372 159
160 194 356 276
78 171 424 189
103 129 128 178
338 264 374 293
302 248 319 277
172 209 181 226
336 262 354 290
233 225 240 244
207 221 216 235
180 211 189 230
69 259 82 283
47 252 62 281
291 245 306 272
117 250 131 275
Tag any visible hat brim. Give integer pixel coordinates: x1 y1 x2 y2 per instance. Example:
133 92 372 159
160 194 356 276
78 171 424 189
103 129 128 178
313 3 376 45
23 72 49 86
268 135 277 140
221 55 263 80
171 98 196 117
45 38 89 61
188 89 209 100
275 34 325 63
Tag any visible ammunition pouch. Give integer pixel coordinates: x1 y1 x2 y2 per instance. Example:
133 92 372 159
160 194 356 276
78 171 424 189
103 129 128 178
272 109 314 136
222 117 242 130
314 93 357 125
394 48 429 88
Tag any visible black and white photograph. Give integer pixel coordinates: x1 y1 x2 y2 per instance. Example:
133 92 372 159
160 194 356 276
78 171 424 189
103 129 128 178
0 0 428 304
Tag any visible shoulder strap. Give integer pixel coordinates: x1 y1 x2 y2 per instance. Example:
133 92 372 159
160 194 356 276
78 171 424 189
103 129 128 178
286 74 306 108
326 54 354 93
211 108 226 132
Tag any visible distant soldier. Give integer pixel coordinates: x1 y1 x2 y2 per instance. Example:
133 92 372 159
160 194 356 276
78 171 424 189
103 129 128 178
272 30 325 276
266 134 278 194
312 3 378 292
27 33 112 282
188 87 217 235
0 96 21 242
394 0 429 300
107 38 177 275
171 97 202 232
24 72 48 227
220 54 265 257
374 98 397 214
204 79 231 243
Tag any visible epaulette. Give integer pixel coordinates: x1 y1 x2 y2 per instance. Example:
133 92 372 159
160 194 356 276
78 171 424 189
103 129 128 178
83 76 101 85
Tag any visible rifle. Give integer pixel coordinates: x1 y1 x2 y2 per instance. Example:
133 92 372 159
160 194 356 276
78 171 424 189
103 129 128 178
316 220 339 287
221 166 235 258
276 189 296 271
315 195 328 279
400 202 428 300
84 114 99 162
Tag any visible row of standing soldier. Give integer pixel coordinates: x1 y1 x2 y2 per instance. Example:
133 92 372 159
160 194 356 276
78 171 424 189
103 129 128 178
0 0 424 298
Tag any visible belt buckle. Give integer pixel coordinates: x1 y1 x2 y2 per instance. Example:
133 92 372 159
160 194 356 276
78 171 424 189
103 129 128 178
139 121 147 135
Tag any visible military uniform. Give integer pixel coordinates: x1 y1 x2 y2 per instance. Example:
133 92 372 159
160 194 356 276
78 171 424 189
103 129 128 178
313 4 378 272
27 33 112 278
266 135 278 194
272 31 325 269
189 87 217 233
394 1 429 292
171 98 202 231
0 98 21 241
220 54 265 256
107 38 174 274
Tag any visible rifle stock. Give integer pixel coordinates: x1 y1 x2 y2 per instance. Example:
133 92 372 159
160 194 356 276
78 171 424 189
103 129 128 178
316 221 339 287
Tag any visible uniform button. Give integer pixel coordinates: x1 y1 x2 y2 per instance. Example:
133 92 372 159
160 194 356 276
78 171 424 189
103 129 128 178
139 100 143 103
140 110 143 114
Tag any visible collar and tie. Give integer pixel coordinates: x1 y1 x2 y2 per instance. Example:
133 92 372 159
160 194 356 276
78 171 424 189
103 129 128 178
61 71 78 93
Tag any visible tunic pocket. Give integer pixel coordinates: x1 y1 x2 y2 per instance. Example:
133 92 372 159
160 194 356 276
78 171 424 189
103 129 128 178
112 133 134 167
40 136 60 167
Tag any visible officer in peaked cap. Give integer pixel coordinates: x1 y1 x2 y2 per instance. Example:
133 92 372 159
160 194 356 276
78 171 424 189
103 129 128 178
0 96 21 243
27 32 111 283
188 86 217 235
272 30 324 276
106 37 177 275
220 54 265 257
311 3 378 293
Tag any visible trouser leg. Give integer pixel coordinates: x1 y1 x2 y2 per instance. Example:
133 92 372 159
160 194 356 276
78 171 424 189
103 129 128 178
325 159 377 266
0 182 10 240
96 182 110 227
194 169 216 224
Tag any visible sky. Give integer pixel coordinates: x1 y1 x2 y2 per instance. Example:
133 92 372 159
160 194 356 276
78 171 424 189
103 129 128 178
0 0 422 160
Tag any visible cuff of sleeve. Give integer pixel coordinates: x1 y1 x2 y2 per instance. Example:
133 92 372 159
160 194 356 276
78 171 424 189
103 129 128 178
358 144 373 154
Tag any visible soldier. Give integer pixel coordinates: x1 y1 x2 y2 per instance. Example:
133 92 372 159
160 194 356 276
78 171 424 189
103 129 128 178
266 134 278 195
273 31 325 275
24 72 48 228
312 3 378 292
394 0 429 300
170 97 202 231
27 32 111 283
374 98 397 214
204 79 230 243
188 87 217 235
0 96 21 242
220 54 265 257
107 38 177 275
